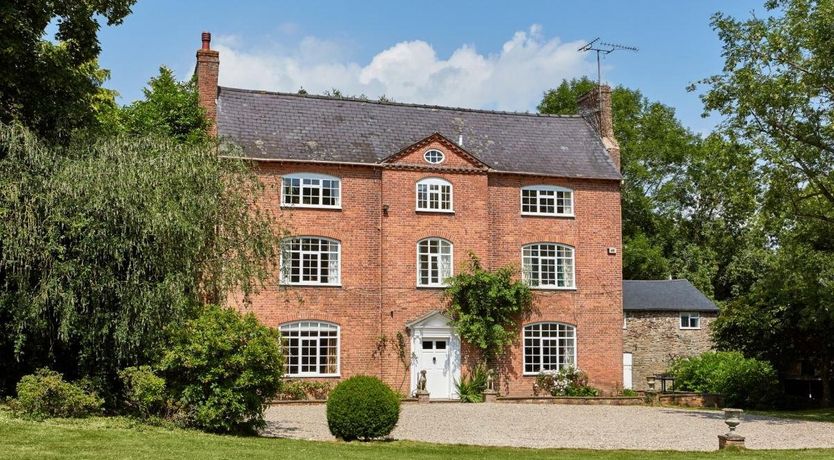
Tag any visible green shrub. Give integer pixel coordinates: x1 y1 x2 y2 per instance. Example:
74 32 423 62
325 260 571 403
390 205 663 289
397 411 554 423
119 366 167 418
621 388 638 397
277 380 332 400
159 305 284 433
326 376 400 441
455 364 488 403
669 351 779 408
535 367 599 397
12 369 103 418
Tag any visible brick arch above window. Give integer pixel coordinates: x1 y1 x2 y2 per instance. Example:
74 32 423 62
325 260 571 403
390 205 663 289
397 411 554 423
415 177 453 213
281 172 341 209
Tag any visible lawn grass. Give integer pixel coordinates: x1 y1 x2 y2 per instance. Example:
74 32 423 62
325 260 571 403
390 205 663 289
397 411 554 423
749 408 834 423
1 411 833 460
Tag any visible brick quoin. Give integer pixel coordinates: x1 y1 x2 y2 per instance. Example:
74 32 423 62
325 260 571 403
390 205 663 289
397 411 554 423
201 33 624 396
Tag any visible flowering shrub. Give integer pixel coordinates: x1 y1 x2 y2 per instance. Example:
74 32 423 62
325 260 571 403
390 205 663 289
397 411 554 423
534 367 599 397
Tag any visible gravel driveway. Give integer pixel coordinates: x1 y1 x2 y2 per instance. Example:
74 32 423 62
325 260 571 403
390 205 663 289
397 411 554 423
262 403 834 451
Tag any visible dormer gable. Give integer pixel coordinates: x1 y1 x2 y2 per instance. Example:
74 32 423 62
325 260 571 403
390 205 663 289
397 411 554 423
380 133 490 172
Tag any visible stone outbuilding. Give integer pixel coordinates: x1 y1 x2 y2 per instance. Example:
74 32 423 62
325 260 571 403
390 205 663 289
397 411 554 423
622 280 718 391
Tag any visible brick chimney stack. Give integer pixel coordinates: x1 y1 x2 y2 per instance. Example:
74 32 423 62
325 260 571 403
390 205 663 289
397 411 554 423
577 85 620 171
196 32 219 136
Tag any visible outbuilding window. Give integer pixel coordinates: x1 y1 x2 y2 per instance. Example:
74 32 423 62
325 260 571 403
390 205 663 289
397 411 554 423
281 173 341 209
521 185 573 217
521 243 575 289
680 312 701 330
280 321 340 377
417 238 453 287
280 237 340 286
523 323 576 375
416 178 453 212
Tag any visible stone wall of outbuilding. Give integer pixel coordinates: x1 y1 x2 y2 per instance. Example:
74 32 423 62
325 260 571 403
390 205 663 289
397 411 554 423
623 311 716 391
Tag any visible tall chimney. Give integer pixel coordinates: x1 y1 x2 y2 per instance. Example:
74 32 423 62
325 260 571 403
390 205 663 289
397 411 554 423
196 31 220 136
577 85 620 171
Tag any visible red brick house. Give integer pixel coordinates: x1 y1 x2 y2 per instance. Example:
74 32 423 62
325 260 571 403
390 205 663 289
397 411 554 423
196 33 624 397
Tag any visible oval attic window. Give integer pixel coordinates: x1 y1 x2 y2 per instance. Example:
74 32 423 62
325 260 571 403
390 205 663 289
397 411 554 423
423 149 445 164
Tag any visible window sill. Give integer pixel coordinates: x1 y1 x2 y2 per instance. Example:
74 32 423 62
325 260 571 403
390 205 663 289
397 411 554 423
281 283 342 288
522 371 561 377
415 209 455 214
416 285 448 289
281 204 342 211
679 327 701 330
530 286 577 291
284 374 341 378
521 213 575 219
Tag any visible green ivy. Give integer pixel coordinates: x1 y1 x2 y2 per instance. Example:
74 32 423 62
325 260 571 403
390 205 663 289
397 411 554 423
444 253 533 364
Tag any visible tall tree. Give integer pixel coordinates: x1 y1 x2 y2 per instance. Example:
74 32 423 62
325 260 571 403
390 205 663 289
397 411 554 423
699 0 834 404
0 121 284 395
0 0 135 142
695 0 834 229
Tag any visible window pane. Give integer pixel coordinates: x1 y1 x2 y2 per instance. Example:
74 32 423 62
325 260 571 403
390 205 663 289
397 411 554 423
280 322 340 376
418 239 453 286
282 238 340 285
523 323 576 373
417 179 452 211
521 187 573 215
282 176 340 207
522 244 574 288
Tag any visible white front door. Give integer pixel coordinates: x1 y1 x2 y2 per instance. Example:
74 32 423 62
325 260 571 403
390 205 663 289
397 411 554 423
407 311 461 399
419 338 451 398
623 352 633 390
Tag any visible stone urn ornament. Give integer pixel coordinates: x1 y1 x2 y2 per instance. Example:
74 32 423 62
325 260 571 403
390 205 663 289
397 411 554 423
718 408 745 449
646 375 657 392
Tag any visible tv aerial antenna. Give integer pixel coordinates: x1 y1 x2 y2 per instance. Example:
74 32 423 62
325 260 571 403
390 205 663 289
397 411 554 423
578 38 638 88
578 38 638 114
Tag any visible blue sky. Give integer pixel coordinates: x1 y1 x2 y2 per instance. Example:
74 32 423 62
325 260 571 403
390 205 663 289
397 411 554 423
97 0 764 134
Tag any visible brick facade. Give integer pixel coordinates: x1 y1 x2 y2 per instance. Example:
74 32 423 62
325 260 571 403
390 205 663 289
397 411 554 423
198 33 623 397
233 139 623 396
623 311 717 391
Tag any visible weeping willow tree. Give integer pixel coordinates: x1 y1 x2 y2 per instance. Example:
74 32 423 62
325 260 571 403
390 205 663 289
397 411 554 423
0 123 283 394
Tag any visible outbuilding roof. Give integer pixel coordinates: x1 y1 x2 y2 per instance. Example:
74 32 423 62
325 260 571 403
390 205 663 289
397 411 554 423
623 280 718 312
215 87 622 180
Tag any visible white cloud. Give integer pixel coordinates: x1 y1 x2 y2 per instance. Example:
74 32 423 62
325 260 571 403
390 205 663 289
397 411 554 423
212 25 594 112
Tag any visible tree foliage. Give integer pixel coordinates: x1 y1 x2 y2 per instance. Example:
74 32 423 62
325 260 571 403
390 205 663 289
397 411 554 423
713 231 834 404
0 0 135 142
698 0 834 405
116 67 209 144
539 78 758 300
696 0 834 228
0 123 282 395
160 305 284 433
444 254 533 364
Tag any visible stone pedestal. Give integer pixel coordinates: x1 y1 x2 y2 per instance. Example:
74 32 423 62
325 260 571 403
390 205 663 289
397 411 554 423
718 434 746 450
415 390 430 404
483 389 498 403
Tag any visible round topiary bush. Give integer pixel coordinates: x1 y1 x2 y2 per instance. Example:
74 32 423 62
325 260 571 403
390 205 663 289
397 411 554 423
326 376 400 441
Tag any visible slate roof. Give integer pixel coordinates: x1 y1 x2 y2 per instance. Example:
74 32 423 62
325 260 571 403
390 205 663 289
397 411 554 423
623 280 718 312
216 87 622 180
